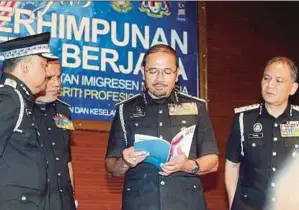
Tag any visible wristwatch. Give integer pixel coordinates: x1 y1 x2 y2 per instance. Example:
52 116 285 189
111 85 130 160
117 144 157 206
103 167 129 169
191 160 200 174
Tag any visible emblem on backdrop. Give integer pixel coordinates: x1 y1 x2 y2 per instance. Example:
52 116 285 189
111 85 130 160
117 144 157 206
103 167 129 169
177 1 187 22
111 0 133 13
139 1 170 18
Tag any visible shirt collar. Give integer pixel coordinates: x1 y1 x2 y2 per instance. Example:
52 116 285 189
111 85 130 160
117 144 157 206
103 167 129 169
260 103 293 118
1 72 35 102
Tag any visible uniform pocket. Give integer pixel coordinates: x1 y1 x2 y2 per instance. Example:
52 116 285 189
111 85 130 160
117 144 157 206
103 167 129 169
10 129 39 150
284 137 299 148
161 177 205 210
0 186 44 209
244 139 265 164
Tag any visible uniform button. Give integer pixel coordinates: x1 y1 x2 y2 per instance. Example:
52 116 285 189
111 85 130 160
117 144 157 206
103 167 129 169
159 122 163 127
46 161 49 165
244 194 248 198
160 181 165 185
44 113 47 116
21 195 27 201
193 185 196 189
135 123 138 127
272 152 277 156
295 144 299 149
271 182 276 187
159 110 163 114
52 142 56 146
273 137 278 142
60 189 63 193
251 143 256 147
181 120 187 124
126 188 131 191
56 157 60 161
37 131 40 136
48 127 52 131
41 144 44 147
272 167 276 172
274 123 278 127
47 178 50 182
58 173 61 176
31 123 35 126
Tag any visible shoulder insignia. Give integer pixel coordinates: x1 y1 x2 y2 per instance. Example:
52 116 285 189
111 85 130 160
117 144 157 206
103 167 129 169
57 98 70 107
234 104 260 114
4 78 17 88
292 105 299 112
115 94 140 106
178 91 206 103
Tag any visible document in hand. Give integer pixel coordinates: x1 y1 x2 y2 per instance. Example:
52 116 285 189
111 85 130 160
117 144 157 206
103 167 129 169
134 125 196 170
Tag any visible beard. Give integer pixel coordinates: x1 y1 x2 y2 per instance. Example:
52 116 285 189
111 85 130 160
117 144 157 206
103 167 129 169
151 90 168 98
145 82 171 99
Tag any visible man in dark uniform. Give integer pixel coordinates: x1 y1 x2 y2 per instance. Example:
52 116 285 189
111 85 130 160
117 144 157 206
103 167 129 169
35 59 76 210
0 32 57 210
225 57 299 210
105 44 219 210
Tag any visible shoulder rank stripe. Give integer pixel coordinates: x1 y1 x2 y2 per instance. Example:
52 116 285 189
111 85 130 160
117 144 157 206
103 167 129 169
57 98 70 107
13 89 25 133
115 94 140 107
178 92 206 103
234 104 260 114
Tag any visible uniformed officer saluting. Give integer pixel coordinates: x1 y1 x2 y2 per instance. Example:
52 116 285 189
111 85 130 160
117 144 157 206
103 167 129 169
105 44 219 210
35 59 76 210
225 57 299 210
0 32 57 210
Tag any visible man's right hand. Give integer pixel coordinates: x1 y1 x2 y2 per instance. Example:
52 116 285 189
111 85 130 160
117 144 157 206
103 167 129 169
122 146 148 168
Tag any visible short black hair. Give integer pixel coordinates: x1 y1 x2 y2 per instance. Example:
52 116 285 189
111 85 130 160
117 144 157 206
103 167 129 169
142 44 179 68
2 55 32 73
265 56 298 82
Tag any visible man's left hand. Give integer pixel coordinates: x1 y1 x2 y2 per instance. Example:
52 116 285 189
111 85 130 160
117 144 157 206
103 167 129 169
159 148 188 176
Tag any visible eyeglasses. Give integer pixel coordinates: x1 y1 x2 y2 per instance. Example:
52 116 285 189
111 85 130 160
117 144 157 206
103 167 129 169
145 68 177 76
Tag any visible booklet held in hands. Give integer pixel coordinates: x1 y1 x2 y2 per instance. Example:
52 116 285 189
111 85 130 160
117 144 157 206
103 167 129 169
134 125 196 170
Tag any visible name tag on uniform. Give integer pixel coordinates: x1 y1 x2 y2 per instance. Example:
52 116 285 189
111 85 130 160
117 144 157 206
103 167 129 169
280 122 299 137
248 133 263 138
53 114 75 130
168 103 198 116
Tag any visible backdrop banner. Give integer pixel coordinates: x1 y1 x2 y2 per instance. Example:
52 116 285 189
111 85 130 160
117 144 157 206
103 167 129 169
0 1 199 121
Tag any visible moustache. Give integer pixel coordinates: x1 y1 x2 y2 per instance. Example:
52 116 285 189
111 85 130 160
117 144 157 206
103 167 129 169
153 83 167 87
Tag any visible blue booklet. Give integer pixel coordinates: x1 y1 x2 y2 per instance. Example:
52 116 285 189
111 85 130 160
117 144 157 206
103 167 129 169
134 125 196 170
134 137 170 170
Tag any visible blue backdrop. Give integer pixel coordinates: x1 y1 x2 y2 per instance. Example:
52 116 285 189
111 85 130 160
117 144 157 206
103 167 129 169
0 1 199 121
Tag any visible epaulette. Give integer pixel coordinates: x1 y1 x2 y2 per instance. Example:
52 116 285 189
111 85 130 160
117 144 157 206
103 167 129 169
115 94 140 107
234 104 260 114
57 98 70 107
292 105 299 112
178 91 206 103
4 78 17 89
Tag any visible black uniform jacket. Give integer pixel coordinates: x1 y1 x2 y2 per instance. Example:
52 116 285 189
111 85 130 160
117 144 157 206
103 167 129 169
0 73 47 210
106 91 219 210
